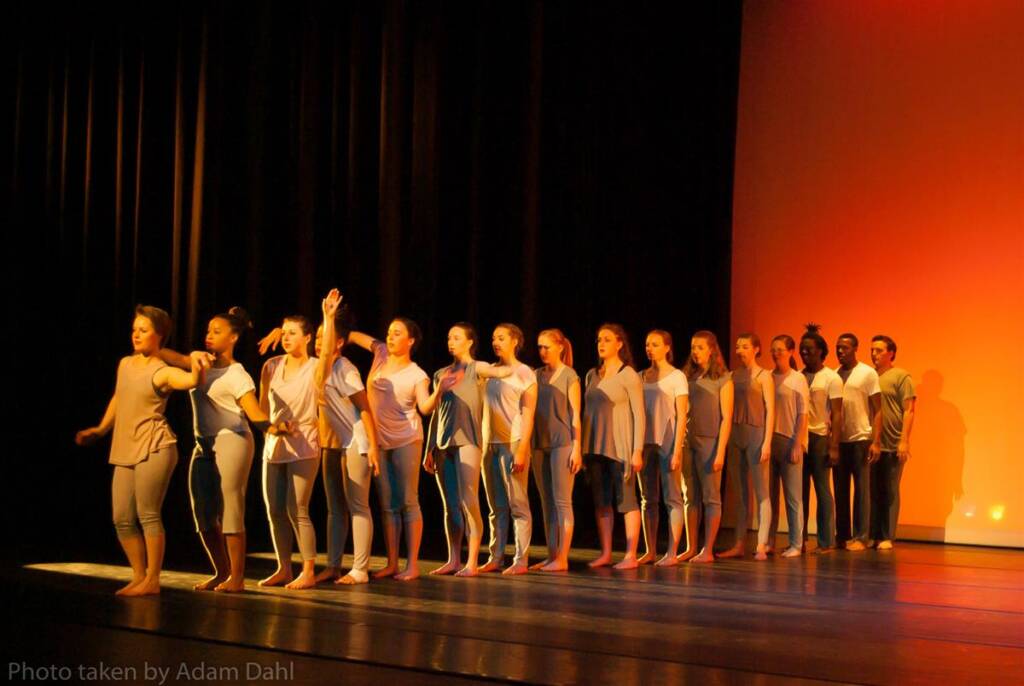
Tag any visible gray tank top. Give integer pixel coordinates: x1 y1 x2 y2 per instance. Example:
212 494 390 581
688 371 731 439
732 366 766 427
109 356 177 466
534 364 579 449
428 361 483 449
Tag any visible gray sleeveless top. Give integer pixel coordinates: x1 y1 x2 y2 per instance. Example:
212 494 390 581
426 361 483 449
687 371 731 439
110 356 177 466
732 366 766 427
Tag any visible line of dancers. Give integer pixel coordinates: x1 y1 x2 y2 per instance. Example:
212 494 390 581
75 289 916 596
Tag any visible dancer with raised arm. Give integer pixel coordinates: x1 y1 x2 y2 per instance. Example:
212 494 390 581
531 329 583 572
76 306 212 596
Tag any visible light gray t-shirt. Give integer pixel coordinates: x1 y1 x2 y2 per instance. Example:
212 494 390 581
534 364 579 450
837 361 880 443
803 366 844 437
190 362 256 438
485 363 537 444
583 364 645 463
427 361 483 449
772 368 809 440
642 367 688 453
879 367 916 451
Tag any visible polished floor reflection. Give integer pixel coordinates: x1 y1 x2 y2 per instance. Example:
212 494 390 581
8 543 1024 685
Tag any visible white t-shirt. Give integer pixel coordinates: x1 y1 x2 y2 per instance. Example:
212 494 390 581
367 341 429 450
642 368 689 452
189 363 256 438
772 368 809 440
323 356 370 453
263 356 320 462
803 367 844 437
838 361 881 443
485 363 537 444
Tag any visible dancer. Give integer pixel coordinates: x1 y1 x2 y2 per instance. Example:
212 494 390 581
531 329 583 572
719 333 775 561
767 335 809 558
869 335 916 550
158 308 290 592
637 330 691 566
76 306 212 596
257 289 340 589
834 333 882 551
480 324 537 575
583 324 646 570
314 315 381 585
423 323 513 578
680 330 733 563
800 324 842 554
345 318 447 581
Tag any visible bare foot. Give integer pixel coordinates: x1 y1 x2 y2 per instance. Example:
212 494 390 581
394 567 420 582
121 577 161 596
335 572 369 585
314 567 342 584
754 550 768 561
478 560 502 574
214 576 246 592
676 548 698 563
193 574 227 591
454 565 478 578
373 564 399 580
115 577 145 596
284 570 317 589
690 550 715 564
258 569 293 587
430 561 462 576
613 556 639 570
636 551 656 565
540 560 568 572
655 554 678 567
588 553 613 568
717 545 745 559
815 546 834 555
502 563 529 576
529 558 553 571
780 547 802 558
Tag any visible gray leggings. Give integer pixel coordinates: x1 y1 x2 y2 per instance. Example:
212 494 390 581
112 445 179 538
322 443 374 573
639 444 686 526
376 441 423 524
769 432 805 549
189 431 254 534
727 423 771 547
482 442 532 566
435 444 484 555
532 445 576 554
262 457 320 562
686 435 722 518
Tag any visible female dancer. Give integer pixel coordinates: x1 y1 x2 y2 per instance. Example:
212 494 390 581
637 330 691 566
719 333 775 561
480 324 538 575
157 308 290 592
531 329 583 572
313 315 381 585
258 289 340 589
583 324 645 570
422 323 513 577
681 330 733 563
76 305 211 596
767 334 809 558
345 318 447 581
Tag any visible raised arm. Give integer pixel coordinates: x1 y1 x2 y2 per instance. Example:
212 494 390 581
414 372 455 417
714 379 734 472
257 327 283 356
75 394 117 446
259 358 275 416
314 289 342 392
346 330 378 352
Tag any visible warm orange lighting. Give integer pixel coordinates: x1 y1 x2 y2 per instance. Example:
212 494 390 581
990 505 1006 522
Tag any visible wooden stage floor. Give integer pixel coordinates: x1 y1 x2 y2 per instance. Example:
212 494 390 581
7 542 1024 685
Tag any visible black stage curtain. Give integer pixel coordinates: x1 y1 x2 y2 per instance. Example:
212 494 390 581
8 1 741 562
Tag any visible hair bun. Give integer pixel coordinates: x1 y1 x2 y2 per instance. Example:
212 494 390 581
228 306 254 330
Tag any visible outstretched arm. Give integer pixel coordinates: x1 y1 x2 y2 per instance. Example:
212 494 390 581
346 330 378 352
475 361 513 380
156 348 192 370
154 351 212 392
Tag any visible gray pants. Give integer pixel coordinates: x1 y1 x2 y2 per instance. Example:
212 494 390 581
112 445 179 538
435 444 484 557
639 444 686 536
835 440 871 545
262 457 319 562
726 424 771 547
686 435 722 518
802 433 836 547
189 431 254 534
322 444 374 573
376 441 423 525
532 445 576 555
869 451 904 542
769 432 805 549
483 442 533 566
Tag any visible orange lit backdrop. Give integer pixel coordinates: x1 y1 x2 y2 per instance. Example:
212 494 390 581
731 1 1023 546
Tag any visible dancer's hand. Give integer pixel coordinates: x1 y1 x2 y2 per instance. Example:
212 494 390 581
868 442 881 464
438 369 462 394
422 450 436 475
75 427 103 446
789 444 802 465
897 442 910 464
512 445 530 473
670 448 682 473
322 288 342 318
828 443 839 466
760 443 771 464
713 452 725 472
569 447 583 474
190 350 215 371
258 328 283 355
630 450 644 475
368 446 381 477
